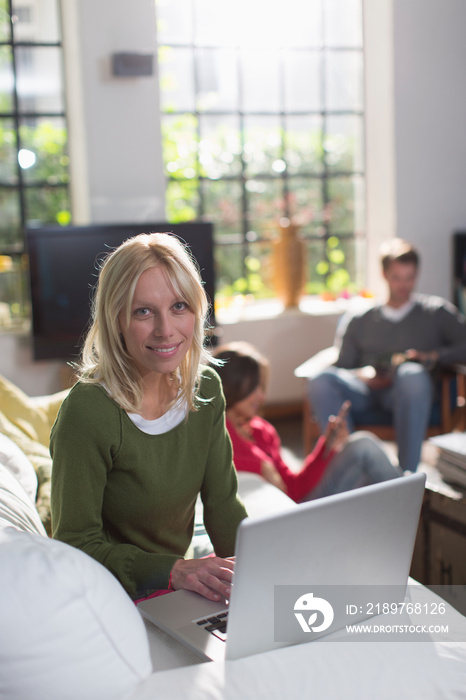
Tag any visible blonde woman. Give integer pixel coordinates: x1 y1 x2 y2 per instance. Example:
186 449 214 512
51 233 247 603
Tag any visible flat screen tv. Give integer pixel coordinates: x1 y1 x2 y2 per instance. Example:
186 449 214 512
453 231 466 315
26 222 216 361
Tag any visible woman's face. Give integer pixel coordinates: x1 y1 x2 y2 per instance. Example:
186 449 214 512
119 265 195 380
227 384 265 426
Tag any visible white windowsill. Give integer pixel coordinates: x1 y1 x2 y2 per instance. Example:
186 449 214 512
216 294 375 325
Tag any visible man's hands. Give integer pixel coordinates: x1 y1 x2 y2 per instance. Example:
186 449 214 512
170 556 235 602
403 349 439 369
355 365 393 390
358 349 440 388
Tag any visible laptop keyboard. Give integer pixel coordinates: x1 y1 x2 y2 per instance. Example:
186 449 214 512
195 610 229 642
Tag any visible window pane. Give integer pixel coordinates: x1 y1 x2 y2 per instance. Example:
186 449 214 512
194 0 238 47
165 178 199 222
241 50 281 113
215 242 246 295
353 175 365 232
314 236 360 295
16 46 65 113
325 115 364 173
158 46 195 112
158 0 365 299
287 177 325 234
327 175 365 235
19 117 69 184
199 114 242 178
156 0 193 45
24 185 70 226
0 46 14 112
306 236 359 295
0 0 69 340
285 115 323 176
243 115 283 177
216 240 274 300
337 237 359 285
325 50 363 111
234 1 319 50
305 238 327 293
0 0 10 41
196 48 238 112
280 0 323 48
0 254 28 327
284 50 322 112
12 0 61 43
0 119 18 183
324 0 363 48
247 177 285 239
0 190 21 248
161 113 198 175
202 178 243 236
248 239 274 297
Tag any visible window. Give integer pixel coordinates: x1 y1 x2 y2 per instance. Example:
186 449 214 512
0 0 70 328
156 0 365 306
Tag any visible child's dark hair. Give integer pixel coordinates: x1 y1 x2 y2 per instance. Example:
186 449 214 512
212 341 269 409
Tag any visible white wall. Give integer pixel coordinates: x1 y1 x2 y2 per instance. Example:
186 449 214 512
62 0 166 224
363 0 396 300
0 333 65 396
393 0 466 300
219 307 341 404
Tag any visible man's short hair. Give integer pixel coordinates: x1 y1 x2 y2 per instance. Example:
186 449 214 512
380 238 420 272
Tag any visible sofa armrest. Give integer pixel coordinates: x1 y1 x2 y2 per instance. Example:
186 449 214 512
191 473 296 559
294 346 339 379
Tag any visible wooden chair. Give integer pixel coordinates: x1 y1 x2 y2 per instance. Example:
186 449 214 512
295 347 465 455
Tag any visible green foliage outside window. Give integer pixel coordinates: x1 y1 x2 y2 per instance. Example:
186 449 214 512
0 119 71 250
161 112 362 304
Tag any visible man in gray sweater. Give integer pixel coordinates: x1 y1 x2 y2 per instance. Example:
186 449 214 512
307 238 466 472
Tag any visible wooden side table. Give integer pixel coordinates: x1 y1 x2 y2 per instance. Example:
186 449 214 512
411 460 466 586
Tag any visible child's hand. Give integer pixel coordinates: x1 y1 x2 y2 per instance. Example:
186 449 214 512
323 401 351 455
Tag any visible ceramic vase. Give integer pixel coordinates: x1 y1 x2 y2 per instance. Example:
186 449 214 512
272 218 306 308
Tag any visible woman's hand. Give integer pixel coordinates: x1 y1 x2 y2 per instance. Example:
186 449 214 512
170 556 235 602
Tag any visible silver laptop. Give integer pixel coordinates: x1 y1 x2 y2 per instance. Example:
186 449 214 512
138 472 425 661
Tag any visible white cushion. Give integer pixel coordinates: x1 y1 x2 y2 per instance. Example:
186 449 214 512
0 528 152 700
0 432 38 502
191 472 296 558
236 471 297 517
0 462 46 535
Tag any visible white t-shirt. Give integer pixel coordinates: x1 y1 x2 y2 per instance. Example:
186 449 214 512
380 300 415 322
127 400 188 435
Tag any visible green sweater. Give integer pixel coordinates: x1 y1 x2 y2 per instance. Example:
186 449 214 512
50 367 248 599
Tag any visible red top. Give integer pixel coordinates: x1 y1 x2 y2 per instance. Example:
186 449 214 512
226 415 334 502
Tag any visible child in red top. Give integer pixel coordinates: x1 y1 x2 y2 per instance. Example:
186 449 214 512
214 342 401 502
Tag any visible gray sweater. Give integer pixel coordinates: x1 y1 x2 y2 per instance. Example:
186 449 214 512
335 294 466 370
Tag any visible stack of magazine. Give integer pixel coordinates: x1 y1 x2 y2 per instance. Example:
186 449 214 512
429 433 466 488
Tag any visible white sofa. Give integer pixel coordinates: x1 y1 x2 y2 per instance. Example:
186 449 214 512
0 434 294 700
1 380 466 699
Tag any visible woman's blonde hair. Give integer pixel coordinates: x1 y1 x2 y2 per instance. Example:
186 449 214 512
78 232 211 413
